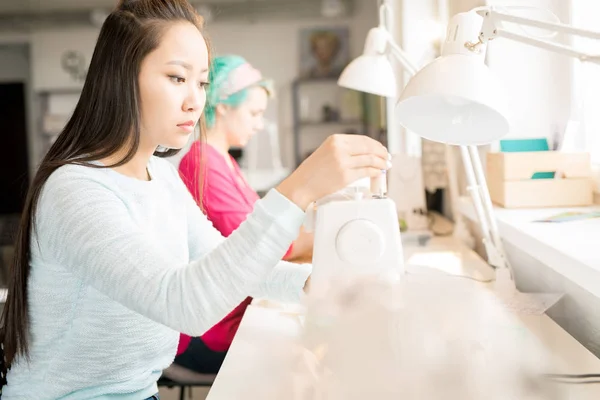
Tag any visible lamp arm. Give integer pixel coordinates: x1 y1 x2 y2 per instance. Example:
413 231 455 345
486 8 600 40
460 145 514 277
467 146 508 261
479 8 600 64
386 37 420 76
495 29 600 63
378 1 420 75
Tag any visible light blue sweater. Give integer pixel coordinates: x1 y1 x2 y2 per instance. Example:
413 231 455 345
3 157 310 399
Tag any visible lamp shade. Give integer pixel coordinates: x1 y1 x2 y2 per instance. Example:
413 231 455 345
396 9 512 146
338 54 398 98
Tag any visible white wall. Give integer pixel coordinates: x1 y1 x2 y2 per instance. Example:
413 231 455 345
571 0 600 164
448 0 486 15
0 45 28 82
484 0 573 145
30 29 98 91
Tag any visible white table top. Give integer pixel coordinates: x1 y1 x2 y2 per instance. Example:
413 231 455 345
207 237 600 400
458 196 600 299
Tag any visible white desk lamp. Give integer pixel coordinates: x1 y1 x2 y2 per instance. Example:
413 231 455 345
338 1 419 96
340 3 600 283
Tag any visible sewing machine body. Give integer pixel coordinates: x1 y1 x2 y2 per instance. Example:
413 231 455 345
308 195 404 297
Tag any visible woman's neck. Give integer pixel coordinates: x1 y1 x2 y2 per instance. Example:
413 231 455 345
206 127 231 157
100 144 155 181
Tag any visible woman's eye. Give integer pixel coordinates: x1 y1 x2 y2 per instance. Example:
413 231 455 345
169 75 185 84
199 81 210 89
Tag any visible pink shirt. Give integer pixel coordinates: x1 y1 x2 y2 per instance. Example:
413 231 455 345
177 142 293 354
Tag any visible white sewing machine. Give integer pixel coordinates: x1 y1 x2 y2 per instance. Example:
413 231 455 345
305 176 405 298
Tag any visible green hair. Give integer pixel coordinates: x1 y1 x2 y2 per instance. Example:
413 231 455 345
204 55 272 129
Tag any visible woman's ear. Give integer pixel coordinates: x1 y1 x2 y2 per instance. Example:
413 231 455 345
216 103 229 118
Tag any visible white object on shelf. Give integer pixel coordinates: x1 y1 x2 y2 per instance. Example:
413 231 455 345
245 120 284 171
241 118 289 192
241 168 291 193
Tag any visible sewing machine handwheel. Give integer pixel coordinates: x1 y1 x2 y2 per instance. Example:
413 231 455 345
335 219 385 266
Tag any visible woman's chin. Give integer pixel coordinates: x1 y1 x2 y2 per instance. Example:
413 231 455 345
164 134 193 150
235 138 252 148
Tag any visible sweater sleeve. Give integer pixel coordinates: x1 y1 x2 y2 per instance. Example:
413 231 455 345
180 170 311 305
37 167 306 336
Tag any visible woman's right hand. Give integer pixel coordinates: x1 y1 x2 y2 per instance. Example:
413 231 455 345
276 134 391 210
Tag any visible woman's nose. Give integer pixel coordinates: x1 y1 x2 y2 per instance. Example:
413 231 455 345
183 88 202 111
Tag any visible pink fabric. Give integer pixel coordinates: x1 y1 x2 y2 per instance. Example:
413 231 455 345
176 142 293 355
218 62 264 100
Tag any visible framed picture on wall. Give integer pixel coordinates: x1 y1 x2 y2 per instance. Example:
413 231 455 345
299 26 350 79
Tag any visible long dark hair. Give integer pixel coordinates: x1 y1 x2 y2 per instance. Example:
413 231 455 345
0 0 209 371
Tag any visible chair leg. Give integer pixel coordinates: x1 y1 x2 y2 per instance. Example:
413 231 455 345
179 385 185 400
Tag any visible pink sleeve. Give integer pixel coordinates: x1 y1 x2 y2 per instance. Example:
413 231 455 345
202 175 256 236
178 142 202 205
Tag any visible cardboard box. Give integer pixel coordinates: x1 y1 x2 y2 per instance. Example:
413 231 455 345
486 152 593 208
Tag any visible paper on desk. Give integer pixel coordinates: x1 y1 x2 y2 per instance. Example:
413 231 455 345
533 211 600 223
492 268 564 316
492 290 564 316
